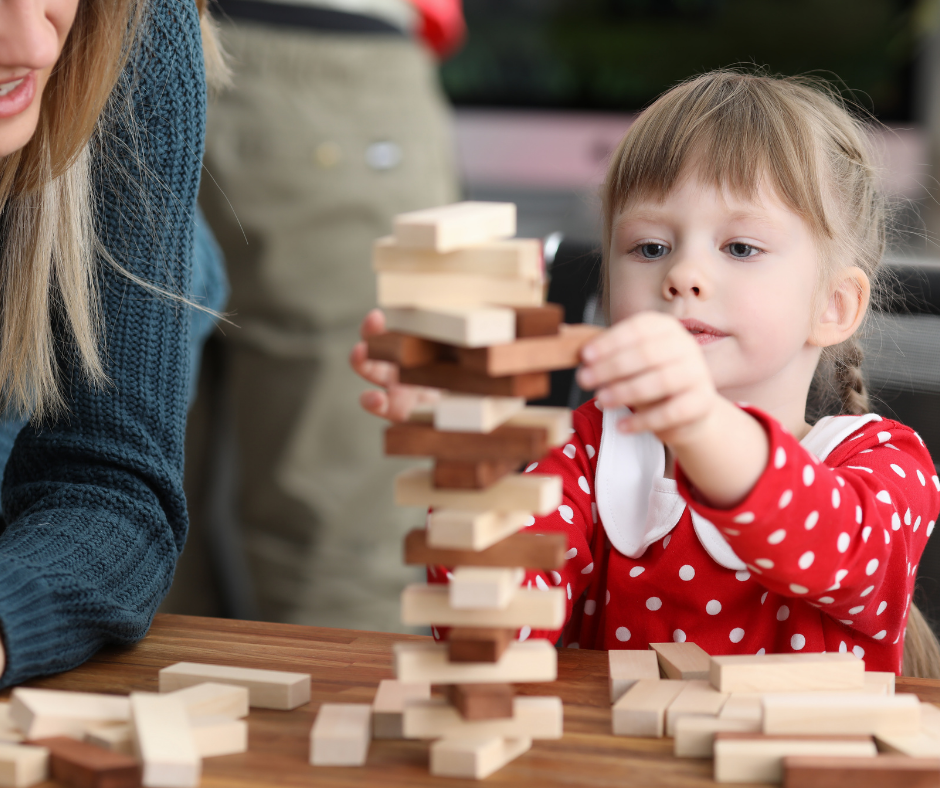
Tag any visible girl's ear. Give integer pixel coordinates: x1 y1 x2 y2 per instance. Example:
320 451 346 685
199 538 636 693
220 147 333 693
810 266 871 348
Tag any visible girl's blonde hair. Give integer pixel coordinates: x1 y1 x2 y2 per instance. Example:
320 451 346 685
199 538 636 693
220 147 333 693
601 69 940 678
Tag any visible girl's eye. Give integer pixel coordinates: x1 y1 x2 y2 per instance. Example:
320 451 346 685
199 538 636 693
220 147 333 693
636 243 668 260
727 242 760 259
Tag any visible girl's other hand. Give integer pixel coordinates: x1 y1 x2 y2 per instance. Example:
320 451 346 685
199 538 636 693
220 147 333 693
349 309 441 422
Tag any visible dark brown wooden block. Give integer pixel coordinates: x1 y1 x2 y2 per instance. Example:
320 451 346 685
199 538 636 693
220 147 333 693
456 324 602 376
432 459 520 489
365 332 448 368
447 628 515 664
398 364 550 399
385 422 549 463
514 305 563 338
30 737 141 788
404 528 567 569
783 755 940 788
445 684 514 720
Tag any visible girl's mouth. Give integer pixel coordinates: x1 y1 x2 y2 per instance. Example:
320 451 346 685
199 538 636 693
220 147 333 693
0 73 37 119
680 318 728 346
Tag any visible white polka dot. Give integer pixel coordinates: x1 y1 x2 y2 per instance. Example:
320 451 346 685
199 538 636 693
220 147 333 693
679 565 695 581
778 490 793 509
774 447 787 469
568 642 580 649
606 589 611 605
805 511 819 530
876 490 892 504
840 620 853 626
578 476 591 495
866 558 879 575
761 592 768 604
878 431 891 443
791 634 806 651
446 571 454 580
931 475 939 490
803 465 815 486
524 515 536 527
768 530 787 545
432 626 439 639
860 585 874 598
584 599 596 615
849 605 864 615
629 566 645 577
837 533 850 553
861 526 871 542
673 629 686 643
734 512 755 524
586 445 596 459
836 569 849 582
884 529 891 544
918 469 926 486
818 597 835 604
567 583 572 599
723 528 740 536
563 444 576 459
853 645 865 658
518 626 531 642
582 562 594 574
594 400 603 410
904 508 912 526
832 488 840 508
729 628 745 643
748 564 762 575
877 601 887 615
536 575 549 591
525 462 538 473
839 641 847 653
615 626 630 642
873 630 887 640
848 466 873 473
777 605 790 621
836 476 845 487
929 521 936 538
756 648 766 656
735 570 751 582
798 551 814 570
856 505 863 524
558 505 574 524
646 597 662 611
756 558 774 569
790 584 809 594
550 571 561 585
915 516 922 532
706 600 722 615
891 512 901 531
591 502 598 524
889 464 906 480
565 547 577 560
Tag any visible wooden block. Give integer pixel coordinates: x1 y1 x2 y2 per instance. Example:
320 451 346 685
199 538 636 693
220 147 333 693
923 702 940 737
434 395 525 433
449 567 524 610
674 716 761 758
651 642 712 681
383 306 515 348
877 730 940 757
371 680 431 740
158 662 310 711
456 324 603 376
373 236 542 279
0 706 23 744
165 683 249 720
309 704 371 767
611 680 687 738
433 459 520 490
10 689 130 740
505 406 571 446
867 672 896 696
514 305 563 337
402 696 562 740
394 641 557 684
446 685 514 721
377 271 543 309
401 583 564 629
426 510 530 550
430 736 532 780
719 694 764 724
30 736 140 788
710 653 865 693
395 468 561 514
130 693 200 788
762 694 920 736
609 650 661 704
399 364 550 399
365 332 446 368
393 201 516 252
405 528 567 569
0 743 49 788
84 725 133 757
713 733 877 783
189 716 247 758
447 628 514 663
385 421 550 463
783 754 940 788
665 680 728 737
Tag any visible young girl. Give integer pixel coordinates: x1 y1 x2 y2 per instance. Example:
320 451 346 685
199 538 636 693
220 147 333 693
354 70 940 676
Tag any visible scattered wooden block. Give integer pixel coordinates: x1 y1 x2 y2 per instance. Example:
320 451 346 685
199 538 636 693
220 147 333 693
165 683 249 720
0 743 49 788
426 510 530 551
514 305 563 338
922 703 940 737
372 236 542 279
783 754 940 788
405 528 567 569
393 202 516 252
394 641 557 684
877 730 940 757
395 468 562 515
433 459 520 490
10 689 130 740
434 395 525 434
446 685 514 721
377 272 543 308
447 628 515 663
0 706 23 744
401 583 564 629
158 662 310 711
609 650 661 704
309 704 371 767
674 716 761 758
713 733 877 784
719 694 764 725
84 724 133 757
402 696 562 740
386 421 550 464
399 364 550 399
611 679 687 738
365 332 446 368
429 736 532 780
449 567 524 610
762 693 920 736
371 680 431 740
30 736 140 788
651 642 712 681
130 693 200 788
710 653 865 694
665 680 728 737
383 306 515 348
866 672 896 696
189 716 247 758
455 324 602 376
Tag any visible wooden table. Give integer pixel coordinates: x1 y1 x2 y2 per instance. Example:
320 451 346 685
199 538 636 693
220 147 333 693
11 614 940 787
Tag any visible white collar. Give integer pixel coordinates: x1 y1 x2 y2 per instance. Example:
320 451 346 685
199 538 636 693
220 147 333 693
594 408 881 570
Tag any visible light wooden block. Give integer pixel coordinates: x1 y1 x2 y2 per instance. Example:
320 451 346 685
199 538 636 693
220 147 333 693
922 702 940 737
762 693 920 736
609 650 661 704
371 680 431 740
394 641 556 684
665 680 728 737
10 689 130 740
309 704 371 767
866 672 896 696
405 528 568 570
782 754 940 788
651 642 712 681
158 662 310 711
426 509 530 550
401 583 564 629
0 744 48 788
395 468 562 515
373 235 541 278
402 696 562 740
505 406 571 446
190 716 247 758
611 679 687 738
710 653 865 693
393 202 516 252
456 324 603 376
430 736 531 779
674 716 761 758
383 306 515 348
713 733 877 783
167 683 249 719
377 272 543 309
130 693 201 788
719 694 764 725
85 723 134 756
0 706 23 744
449 567 525 610
434 395 526 434
876 730 940 757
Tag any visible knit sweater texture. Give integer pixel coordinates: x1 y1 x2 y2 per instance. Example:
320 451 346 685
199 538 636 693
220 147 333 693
0 0 204 686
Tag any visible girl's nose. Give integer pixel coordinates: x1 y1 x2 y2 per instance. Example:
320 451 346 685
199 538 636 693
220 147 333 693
663 254 709 300
0 1 61 73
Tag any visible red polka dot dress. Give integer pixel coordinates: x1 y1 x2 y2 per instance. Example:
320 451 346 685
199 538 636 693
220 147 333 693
428 401 939 674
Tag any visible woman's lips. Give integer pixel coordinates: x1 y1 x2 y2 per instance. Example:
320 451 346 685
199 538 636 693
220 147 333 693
680 318 728 346
0 72 37 119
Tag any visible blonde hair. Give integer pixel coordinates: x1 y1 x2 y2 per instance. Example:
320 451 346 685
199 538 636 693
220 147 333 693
600 69 940 678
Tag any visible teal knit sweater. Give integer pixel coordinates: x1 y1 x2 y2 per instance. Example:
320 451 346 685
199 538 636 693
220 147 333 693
0 0 204 686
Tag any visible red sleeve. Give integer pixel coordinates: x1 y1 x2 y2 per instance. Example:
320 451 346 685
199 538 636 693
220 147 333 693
409 0 465 57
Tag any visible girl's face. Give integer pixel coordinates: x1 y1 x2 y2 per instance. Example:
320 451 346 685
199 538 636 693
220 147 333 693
0 0 79 157
608 173 825 411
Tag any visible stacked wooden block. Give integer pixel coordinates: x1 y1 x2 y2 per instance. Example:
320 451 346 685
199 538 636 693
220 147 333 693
609 643 940 786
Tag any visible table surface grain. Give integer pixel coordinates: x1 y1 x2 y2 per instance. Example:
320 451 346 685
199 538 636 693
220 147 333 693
8 613 940 788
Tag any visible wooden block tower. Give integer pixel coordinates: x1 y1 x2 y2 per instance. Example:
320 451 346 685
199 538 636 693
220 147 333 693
366 201 600 779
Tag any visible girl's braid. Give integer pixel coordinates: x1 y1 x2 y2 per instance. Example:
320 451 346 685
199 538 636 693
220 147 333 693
833 337 870 416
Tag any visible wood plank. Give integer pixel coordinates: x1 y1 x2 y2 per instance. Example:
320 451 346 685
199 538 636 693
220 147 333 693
385 421 549 463
189 716 247 758
393 202 516 252
166 683 249 719
84 724 133 757
394 641 557 684
456 324 602 376
449 567 524 610
674 716 761 758
609 650 661 704
445 685 514 721
504 406 571 446
399 364 550 399
158 662 310 711
710 653 865 693
514 305 563 338
130 693 200 788
309 704 371 767
401 583 564 629
384 306 515 348
366 332 446 368
877 730 940 757
429 736 532 780
10 689 130 740
651 643 712 681
373 236 542 279
0 706 23 745
395 468 562 515
0 743 49 788
434 395 525 433
718 694 764 724
426 510 531 550
611 680 687 738
665 680 728 737
371 680 431 740
782 754 940 788
447 628 515 663
404 528 567 569
402 697 562 740
867 672 896 695
30 736 140 788
761 693 921 736
377 272 543 309
433 459 520 490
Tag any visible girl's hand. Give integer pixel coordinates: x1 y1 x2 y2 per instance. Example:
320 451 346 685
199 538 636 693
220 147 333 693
349 309 441 422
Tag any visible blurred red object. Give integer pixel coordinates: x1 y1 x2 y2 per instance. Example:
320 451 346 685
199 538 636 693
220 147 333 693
411 0 465 57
